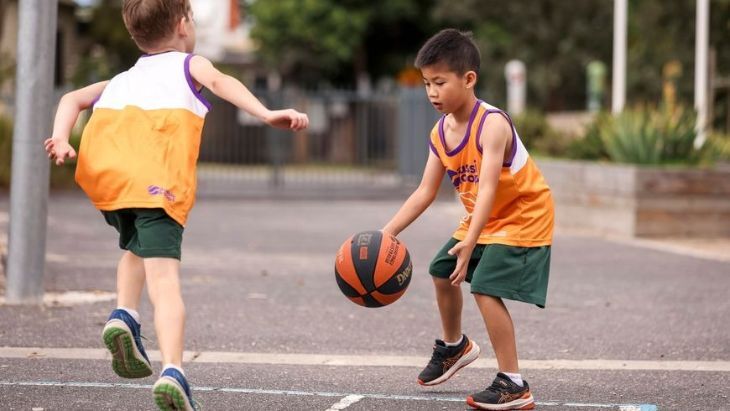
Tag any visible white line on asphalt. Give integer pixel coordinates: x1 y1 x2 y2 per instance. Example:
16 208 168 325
1 346 728 372
325 394 364 410
0 381 657 410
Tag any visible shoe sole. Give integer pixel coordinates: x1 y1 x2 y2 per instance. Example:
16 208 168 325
102 319 153 379
466 393 535 410
418 340 481 386
153 376 195 411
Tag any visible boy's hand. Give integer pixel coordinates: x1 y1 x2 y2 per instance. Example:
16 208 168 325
448 241 475 286
264 109 309 131
44 137 77 166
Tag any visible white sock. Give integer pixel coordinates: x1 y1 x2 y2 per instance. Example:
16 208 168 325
162 363 185 376
503 371 523 387
117 307 140 323
443 335 464 347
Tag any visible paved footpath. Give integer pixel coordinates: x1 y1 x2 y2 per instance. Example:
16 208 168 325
0 193 729 410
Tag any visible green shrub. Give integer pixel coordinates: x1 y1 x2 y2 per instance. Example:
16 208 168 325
512 110 569 157
702 132 730 164
568 106 705 166
0 115 81 189
0 115 12 187
565 112 610 160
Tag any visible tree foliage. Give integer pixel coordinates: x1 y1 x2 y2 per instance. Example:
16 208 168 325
432 0 730 111
247 0 434 85
248 0 369 84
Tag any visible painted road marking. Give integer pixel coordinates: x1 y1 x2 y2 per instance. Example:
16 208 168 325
0 381 657 410
0 290 116 306
325 394 364 410
1 346 728 372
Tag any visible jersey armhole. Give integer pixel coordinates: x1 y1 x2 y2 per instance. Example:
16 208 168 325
476 110 517 167
184 54 212 111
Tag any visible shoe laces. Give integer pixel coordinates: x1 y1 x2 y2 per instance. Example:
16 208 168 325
428 345 448 365
485 377 511 393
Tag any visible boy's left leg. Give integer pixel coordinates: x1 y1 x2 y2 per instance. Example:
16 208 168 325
145 257 197 411
466 294 534 410
474 295 518 372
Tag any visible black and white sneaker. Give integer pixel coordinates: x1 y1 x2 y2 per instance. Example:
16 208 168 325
466 372 535 410
417 334 480 386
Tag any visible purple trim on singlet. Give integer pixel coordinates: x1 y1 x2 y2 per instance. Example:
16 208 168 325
438 100 481 157
476 109 518 167
474 110 489 152
184 54 212 111
90 94 101 110
428 138 439 155
139 50 176 58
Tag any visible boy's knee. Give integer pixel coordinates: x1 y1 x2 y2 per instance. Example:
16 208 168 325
432 276 455 291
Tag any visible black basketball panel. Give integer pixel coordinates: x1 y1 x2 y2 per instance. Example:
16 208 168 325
335 268 362 298
349 230 382 293
377 253 412 295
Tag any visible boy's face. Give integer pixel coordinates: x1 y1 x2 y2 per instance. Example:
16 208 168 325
421 63 477 114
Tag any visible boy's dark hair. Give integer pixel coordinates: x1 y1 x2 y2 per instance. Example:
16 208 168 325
122 0 191 50
415 29 481 75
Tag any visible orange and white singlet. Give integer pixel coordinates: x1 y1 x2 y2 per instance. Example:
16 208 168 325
75 52 210 226
429 100 554 247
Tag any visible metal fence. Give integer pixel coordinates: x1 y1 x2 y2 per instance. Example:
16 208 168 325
196 87 440 198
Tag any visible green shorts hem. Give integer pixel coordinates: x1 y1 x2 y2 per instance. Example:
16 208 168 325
469 285 546 309
127 246 181 260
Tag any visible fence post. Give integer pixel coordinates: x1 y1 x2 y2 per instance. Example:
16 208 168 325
6 0 58 304
397 87 439 183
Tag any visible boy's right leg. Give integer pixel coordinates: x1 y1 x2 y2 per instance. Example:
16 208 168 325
102 251 153 378
418 277 480 386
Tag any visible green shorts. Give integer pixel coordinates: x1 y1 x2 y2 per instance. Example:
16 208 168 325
102 208 184 260
429 238 551 308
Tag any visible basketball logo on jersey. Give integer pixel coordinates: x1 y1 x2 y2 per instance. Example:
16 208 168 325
147 185 175 202
446 160 479 188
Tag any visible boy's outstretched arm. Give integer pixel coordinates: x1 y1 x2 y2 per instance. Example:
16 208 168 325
188 55 308 131
447 115 511 286
44 81 108 166
382 152 445 236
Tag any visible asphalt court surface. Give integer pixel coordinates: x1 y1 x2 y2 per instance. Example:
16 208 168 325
1 194 729 410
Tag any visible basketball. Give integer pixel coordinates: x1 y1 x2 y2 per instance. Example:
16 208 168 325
334 230 413 308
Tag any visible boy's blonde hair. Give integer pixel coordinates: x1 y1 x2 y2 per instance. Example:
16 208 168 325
122 0 191 50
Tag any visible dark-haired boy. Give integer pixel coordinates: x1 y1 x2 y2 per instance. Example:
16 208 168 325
383 28 554 410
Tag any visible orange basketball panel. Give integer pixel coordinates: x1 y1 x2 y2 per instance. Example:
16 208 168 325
373 234 407 288
335 237 367 295
370 289 407 306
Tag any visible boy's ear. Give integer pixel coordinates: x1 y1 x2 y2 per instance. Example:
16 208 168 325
177 17 189 37
464 70 478 89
